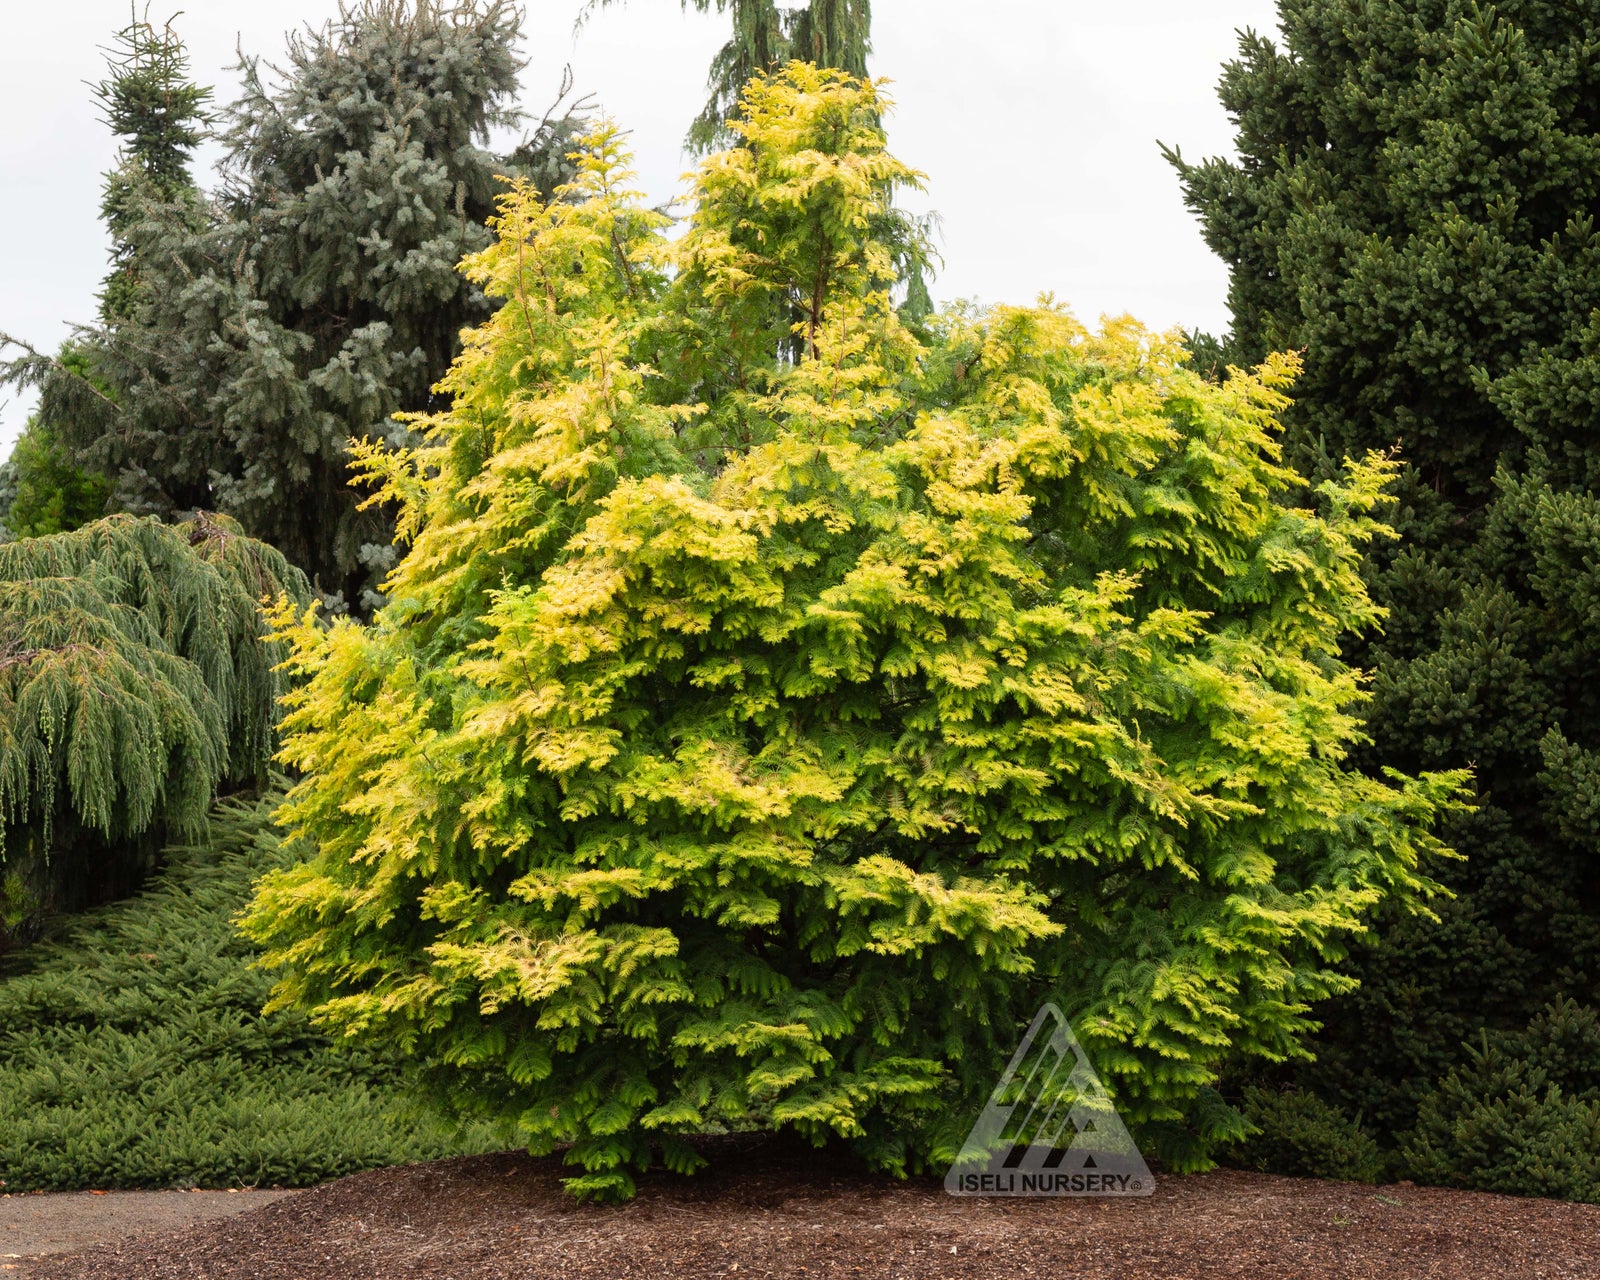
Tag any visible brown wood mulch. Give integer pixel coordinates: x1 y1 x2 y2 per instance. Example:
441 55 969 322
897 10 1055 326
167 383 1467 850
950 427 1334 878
20 1138 1600 1280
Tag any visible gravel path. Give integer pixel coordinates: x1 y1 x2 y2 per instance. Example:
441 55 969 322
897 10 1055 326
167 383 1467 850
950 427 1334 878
0 1190 295 1269
17 1139 1600 1280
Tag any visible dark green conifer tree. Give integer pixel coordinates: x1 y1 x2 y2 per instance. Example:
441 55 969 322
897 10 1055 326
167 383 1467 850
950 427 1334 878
1169 0 1600 1159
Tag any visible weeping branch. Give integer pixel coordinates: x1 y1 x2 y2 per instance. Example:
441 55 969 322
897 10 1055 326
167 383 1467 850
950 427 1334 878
579 0 871 150
0 514 311 924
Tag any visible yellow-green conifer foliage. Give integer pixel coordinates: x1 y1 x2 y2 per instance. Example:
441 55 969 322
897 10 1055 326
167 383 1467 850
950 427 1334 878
245 66 1468 1197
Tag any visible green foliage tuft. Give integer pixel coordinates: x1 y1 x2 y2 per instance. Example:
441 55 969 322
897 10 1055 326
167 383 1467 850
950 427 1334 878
1401 1000 1600 1204
0 416 113 541
244 66 1465 1200
1227 1085 1388 1184
0 789 492 1190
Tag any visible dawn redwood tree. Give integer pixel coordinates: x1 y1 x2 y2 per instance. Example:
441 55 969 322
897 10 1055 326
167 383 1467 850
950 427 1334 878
244 66 1464 1198
1169 0 1600 1143
585 1 933 325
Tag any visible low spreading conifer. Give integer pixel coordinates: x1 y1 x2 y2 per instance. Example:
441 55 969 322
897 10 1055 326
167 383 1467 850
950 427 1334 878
0 790 489 1190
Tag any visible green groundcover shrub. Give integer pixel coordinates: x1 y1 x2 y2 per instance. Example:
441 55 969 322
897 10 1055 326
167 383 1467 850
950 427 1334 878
1225 998 1600 1200
1226 1086 1388 1184
0 789 494 1191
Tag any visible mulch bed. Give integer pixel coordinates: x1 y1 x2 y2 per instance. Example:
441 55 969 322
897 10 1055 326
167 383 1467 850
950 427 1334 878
25 1137 1600 1279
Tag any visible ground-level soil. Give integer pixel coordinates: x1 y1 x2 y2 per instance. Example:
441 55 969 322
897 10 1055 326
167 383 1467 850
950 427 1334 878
17 1139 1600 1279
0 1189 293 1265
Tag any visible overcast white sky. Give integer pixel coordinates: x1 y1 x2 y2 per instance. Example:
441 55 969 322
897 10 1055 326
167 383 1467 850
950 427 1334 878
0 0 1280 452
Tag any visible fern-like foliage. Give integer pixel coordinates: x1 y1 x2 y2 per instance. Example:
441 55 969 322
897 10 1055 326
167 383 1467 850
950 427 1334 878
0 513 309 944
245 67 1470 1200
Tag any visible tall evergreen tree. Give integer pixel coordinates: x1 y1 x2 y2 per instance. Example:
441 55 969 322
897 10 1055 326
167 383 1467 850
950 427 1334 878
95 6 214 323
587 0 870 148
0 10 204 539
5 2 588 610
1169 0 1600 1149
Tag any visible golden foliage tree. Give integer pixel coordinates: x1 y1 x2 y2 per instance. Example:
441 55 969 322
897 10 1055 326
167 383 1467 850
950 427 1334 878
246 67 1466 1197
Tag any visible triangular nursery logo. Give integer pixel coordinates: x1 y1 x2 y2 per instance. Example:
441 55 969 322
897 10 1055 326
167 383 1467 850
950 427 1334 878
945 1003 1154 1196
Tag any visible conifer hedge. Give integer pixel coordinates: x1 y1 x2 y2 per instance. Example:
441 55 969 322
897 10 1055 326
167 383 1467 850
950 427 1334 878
244 67 1467 1198
1169 1 1600 1192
